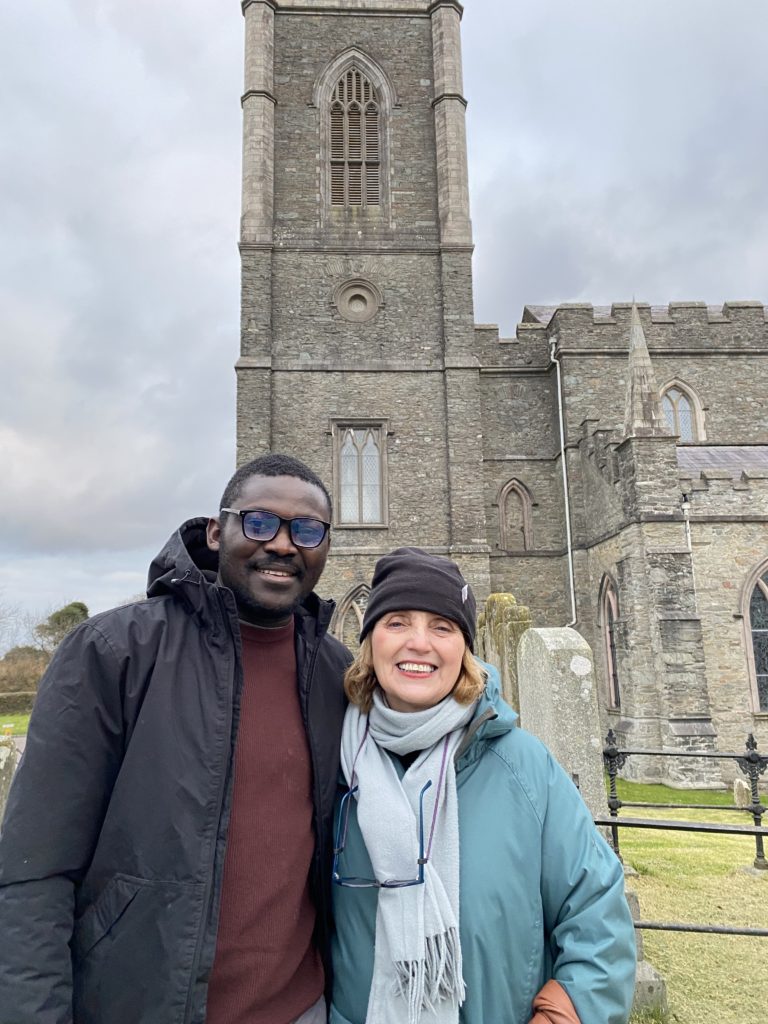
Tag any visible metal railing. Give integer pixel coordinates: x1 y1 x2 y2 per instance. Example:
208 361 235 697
598 730 768 939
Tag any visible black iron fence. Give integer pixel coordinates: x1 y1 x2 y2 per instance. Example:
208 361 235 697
596 730 768 939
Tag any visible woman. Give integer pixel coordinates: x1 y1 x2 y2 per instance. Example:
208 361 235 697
330 548 636 1024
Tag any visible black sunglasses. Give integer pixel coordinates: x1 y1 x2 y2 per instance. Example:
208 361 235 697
220 508 331 549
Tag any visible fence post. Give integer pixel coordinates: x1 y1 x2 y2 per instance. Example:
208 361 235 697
736 733 768 870
603 728 628 859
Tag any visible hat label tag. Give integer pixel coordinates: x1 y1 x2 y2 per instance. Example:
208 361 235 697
461 584 469 603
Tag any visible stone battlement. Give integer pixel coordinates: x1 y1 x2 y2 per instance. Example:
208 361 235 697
519 301 767 332
476 301 768 365
681 468 768 518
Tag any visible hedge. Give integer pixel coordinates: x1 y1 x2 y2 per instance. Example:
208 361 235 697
0 692 36 715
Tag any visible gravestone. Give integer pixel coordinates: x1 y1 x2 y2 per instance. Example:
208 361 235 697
516 627 605 819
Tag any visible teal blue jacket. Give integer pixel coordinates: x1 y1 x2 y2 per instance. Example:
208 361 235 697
330 669 636 1024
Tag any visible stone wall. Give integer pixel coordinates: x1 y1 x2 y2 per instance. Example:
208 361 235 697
513 302 768 445
690 520 768 775
273 10 439 244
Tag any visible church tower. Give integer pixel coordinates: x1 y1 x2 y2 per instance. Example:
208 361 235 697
236 0 490 638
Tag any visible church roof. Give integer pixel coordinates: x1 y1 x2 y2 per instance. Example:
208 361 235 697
677 445 768 475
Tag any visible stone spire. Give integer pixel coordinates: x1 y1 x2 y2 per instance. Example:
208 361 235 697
623 304 669 438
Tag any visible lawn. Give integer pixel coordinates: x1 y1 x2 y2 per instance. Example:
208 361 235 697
0 712 30 736
618 780 768 1024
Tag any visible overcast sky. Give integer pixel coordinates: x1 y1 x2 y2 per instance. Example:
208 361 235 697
1 0 766 637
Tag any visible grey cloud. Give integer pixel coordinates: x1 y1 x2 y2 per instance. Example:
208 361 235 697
2 0 767 616
464 0 768 330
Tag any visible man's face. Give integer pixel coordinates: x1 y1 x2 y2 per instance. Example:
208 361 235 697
206 474 331 626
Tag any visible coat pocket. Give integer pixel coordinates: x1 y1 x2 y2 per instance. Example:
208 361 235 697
72 873 144 961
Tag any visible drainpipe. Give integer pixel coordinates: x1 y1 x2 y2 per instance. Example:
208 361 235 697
681 492 698 599
550 337 578 627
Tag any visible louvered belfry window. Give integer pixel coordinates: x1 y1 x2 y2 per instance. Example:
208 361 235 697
330 68 380 207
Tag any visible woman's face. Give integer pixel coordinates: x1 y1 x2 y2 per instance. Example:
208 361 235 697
371 609 466 713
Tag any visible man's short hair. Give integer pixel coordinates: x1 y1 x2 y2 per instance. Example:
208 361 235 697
219 454 332 518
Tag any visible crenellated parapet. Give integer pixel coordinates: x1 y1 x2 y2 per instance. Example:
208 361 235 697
680 466 768 517
514 301 768 353
579 415 622 485
473 322 551 369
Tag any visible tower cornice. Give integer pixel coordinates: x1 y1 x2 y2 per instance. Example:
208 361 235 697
270 0 432 12
428 0 464 17
242 0 277 13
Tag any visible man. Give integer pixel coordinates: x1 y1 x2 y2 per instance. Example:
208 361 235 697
0 454 351 1024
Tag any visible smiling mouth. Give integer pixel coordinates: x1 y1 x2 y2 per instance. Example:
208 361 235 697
254 567 297 580
397 662 437 675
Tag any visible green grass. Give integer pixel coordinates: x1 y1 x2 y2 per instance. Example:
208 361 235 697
630 1010 668 1024
616 777 746 807
614 784 768 1024
0 712 30 736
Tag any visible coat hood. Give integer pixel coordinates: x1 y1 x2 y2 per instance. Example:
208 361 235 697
454 660 518 766
147 518 217 599
475 660 518 731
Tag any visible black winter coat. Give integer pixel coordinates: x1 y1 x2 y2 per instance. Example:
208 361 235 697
0 519 351 1024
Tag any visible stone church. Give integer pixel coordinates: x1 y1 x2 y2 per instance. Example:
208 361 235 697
234 0 768 784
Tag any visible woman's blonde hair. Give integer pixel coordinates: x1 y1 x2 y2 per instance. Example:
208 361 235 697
344 635 487 714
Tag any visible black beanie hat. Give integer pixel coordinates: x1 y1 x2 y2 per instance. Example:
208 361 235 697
360 547 477 648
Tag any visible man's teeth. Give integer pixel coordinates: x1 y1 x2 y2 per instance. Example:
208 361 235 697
259 568 293 577
398 663 436 674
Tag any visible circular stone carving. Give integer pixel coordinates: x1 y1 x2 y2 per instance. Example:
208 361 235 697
333 278 382 324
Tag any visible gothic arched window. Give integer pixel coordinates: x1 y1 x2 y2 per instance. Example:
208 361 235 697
747 565 768 712
330 67 380 207
498 479 533 551
331 583 371 651
333 422 387 526
660 381 704 442
600 577 621 709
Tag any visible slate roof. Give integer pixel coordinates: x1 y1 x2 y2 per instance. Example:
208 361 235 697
677 445 768 475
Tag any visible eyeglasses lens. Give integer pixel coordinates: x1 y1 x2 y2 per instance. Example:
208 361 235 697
241 511 326 549
241 511 280 541
291 518 326 548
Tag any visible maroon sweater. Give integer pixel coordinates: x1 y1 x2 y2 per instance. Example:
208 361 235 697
205 620 324 1024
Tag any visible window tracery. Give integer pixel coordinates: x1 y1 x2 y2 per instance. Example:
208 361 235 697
660 381 705 442
332 422 387 526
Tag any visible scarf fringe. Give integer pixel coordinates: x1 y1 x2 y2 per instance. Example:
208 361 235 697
393 928 466 1024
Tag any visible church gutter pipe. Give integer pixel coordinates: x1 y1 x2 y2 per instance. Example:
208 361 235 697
549 338 578 627
681 492 699 601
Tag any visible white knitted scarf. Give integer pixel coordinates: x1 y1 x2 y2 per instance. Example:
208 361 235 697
340 690 476 1024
